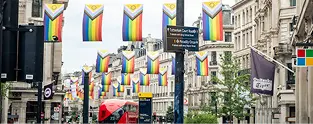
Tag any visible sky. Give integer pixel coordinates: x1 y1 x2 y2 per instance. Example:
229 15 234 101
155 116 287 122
61 0 235 73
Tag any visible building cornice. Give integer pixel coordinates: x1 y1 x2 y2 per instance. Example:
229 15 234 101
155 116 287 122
232 0 251 10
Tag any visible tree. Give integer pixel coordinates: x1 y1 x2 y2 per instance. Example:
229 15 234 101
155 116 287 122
165 106 174 122
184 111 218 123
92 114 97 123
210 52 256 122
0 83 12 98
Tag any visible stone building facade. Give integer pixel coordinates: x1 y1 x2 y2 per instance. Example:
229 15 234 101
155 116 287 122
3 0 68 123
232 0 297 123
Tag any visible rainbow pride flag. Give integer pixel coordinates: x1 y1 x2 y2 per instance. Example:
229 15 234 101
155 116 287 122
121 51 135 73
89 82 95 99
132 78 140 93
101 72 112 85
113 87 121 97
83 4 103 41
70 77 79 84
158 67 168 86
172 55 175 75
101 85 110 92
139 68 150 86
96 50 110 73
121 73 131 85
122 4 143 41
162 3 176 39
147 51 160 74
202 1 223 41
81 70 92 85
44 4 64 42
115 81 125 92
195 51 209 76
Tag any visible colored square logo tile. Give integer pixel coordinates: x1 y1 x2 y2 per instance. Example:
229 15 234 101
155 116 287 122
297 49 305 57
297 58 306 66
306 49 313 57
306 58 313 66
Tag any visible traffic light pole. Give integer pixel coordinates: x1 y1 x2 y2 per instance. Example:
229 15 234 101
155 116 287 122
83 72 90 123
174 0 184 123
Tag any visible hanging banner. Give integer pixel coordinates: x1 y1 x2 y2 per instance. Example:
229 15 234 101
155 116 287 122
116 80 125 92
101 72 112 85
113 82 123 96
132 78 140 93
101 85 110 92
139 68 150 86
82 4 103 41
89 82 95 100
158 67 168 86
96 50 110 73
44 83 54 100
122 4 143 41
44 4 64 42
121 73 131 85
202 1 223 41
121 51 135 73
195 51 209 76
250 49 275 96
70 84 77 99
113 87 121 97
162 3 176 40
172 55 175 75
147 51 160 74
70 77 79 84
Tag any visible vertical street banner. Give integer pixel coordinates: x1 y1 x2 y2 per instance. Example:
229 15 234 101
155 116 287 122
71 84 77 99
122 4 143 41
116 80 125 92
139 68 150 86
172 55 175 75
195 51 209 76
89 82 95 99
121 51 135 73
44 4 64 42
101 84 110 92
132 78 140 93
70 77 78 84
121 73 131 85
82 4 103 41
250 49 275 96
202 1 223 41
113 82 123 96
162 3 176 40
158 67 168 86
96 50 110 73
44 83 54 100
147 51 160 74
101 72 112 85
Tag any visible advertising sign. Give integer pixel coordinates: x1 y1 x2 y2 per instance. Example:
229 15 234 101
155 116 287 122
138 92 153 123
164 25 199 52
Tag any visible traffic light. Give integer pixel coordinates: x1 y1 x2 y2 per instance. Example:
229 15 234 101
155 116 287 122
17 25 44 83
2 0 18 82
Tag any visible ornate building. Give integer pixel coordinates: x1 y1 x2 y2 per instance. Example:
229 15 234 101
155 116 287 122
232 0 296 123
4 0 69 123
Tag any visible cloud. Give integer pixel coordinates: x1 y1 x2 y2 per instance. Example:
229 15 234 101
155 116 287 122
62 0 235 73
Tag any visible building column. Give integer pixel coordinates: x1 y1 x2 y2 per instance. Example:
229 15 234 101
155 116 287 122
299 67 308 123
308 67 313 123
296 65 299 123
280 105 287 124
1 89 9 123
45 102 51 124
19 101 27 123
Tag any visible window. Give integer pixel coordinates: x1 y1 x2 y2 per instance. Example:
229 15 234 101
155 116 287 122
211 71 217 84
224 51 232 62
32 0 42 17
287 63 295 85
290 23 294 32
290 0 296 6
225 32 232 42
211 51 217 61
127 89 130 96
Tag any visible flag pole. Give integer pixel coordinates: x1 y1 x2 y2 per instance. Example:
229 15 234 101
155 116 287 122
249 45 294 73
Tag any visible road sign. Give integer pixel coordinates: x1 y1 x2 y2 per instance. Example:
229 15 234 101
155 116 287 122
164 25 199 52
138 92 153 123
184 98 188 105
41 112 44 119
54 107 60 112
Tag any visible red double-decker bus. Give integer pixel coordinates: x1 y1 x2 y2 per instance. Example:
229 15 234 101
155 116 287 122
98 99 138 123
